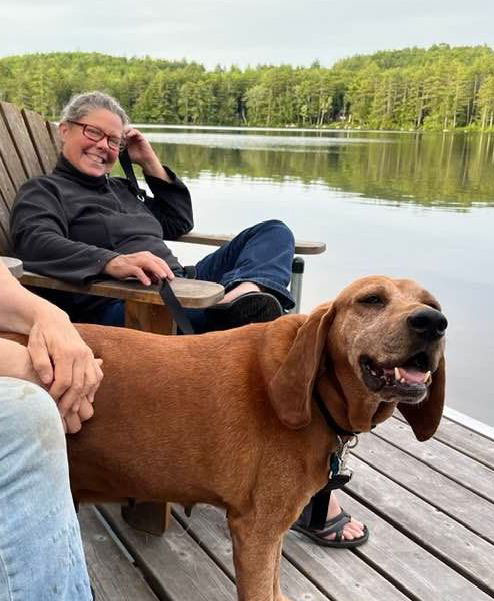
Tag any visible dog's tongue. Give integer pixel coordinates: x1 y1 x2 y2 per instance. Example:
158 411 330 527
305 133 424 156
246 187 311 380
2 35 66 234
396 367 426 384
383 366 428 384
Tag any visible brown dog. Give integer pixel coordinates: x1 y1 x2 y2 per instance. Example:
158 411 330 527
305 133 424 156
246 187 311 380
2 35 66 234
4 276 447 601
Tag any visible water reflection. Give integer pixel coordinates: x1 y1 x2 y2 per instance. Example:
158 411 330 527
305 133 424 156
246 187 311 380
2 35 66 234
145 130 494 208
130 128 494 426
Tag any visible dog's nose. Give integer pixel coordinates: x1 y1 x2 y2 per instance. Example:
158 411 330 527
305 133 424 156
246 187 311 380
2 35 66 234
407 308 448 340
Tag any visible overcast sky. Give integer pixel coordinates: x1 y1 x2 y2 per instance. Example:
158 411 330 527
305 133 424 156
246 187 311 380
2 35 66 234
1 0 492 68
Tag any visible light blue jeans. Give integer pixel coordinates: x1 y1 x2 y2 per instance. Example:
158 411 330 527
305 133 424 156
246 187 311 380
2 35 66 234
0 378 91 601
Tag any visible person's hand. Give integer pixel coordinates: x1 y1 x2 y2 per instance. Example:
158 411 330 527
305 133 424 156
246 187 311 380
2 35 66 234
27 309 103 422
103 251 175 286
125 127 171 181
63 394 95 434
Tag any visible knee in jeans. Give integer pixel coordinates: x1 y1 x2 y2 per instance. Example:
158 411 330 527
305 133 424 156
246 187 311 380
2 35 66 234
5 380 65 448
262 219 295 248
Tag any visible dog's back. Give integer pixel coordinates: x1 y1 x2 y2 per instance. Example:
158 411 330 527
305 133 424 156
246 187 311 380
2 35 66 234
68 320 305 506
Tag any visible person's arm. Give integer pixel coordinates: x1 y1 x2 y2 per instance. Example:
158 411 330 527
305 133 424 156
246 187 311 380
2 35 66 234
144 169 194 239
0 338 39 384
124 127 194 239
12 175 174 287
10 178 118 283
0 262 102 432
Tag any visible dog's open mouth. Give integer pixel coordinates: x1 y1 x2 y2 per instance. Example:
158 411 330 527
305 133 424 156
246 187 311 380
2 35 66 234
359 351 432 401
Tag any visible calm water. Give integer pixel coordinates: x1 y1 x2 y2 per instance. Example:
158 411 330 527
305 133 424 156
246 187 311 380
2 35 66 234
140 127 494 427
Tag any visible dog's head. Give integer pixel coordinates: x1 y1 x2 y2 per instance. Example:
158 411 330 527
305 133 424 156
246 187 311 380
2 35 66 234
269 276 446 441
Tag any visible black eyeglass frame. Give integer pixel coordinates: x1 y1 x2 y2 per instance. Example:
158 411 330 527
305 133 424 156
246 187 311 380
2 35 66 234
67 120 126 151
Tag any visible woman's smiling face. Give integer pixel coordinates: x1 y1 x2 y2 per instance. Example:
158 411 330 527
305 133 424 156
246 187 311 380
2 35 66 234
59 108 124 177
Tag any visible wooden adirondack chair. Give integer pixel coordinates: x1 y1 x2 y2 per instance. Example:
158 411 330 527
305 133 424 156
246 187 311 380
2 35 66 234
0 100 326 534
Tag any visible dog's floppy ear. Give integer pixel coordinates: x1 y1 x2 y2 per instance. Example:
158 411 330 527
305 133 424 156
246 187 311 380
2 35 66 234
269 303 335 429
398 356 445 441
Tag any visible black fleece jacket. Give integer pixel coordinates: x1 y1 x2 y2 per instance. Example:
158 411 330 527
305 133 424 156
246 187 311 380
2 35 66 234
10 155 194 284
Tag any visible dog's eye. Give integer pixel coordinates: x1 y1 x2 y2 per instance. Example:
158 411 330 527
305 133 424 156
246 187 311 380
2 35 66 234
426 302 441 311
359 294 384 306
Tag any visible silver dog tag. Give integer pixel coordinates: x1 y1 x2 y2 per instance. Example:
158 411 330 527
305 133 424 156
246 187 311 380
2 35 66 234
333 435 358 483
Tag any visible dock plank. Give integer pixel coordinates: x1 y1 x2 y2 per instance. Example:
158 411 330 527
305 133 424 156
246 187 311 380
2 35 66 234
283 530 409 601
176 503 409 601
352 431 494 543
346 455 494 593
99 504 236 601
373 419 494 500
80 506 159 601
339 490 492 601
173 504 330 601
414 415 494 470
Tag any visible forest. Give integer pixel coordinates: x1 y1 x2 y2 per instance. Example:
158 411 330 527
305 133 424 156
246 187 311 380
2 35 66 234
1 44 494 130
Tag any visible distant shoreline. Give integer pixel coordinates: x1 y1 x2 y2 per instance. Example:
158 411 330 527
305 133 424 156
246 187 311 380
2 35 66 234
133 124 483 135
3 46 494 132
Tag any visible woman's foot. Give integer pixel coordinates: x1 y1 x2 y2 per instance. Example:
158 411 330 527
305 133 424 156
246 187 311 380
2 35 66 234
218 281 261 304
291 492 369 548
324 493 365 542
205 282 283 331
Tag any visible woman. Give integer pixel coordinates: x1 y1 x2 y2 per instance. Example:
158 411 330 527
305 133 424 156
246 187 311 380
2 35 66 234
11 91 294 330
0 260 102 600
11 91 367 547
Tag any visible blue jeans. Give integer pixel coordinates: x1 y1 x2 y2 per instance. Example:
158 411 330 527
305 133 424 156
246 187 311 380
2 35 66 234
73 219 295 328
0 378 91 601
195 219 295 306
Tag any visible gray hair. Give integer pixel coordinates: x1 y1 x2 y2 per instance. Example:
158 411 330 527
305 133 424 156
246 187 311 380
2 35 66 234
60 91 129 127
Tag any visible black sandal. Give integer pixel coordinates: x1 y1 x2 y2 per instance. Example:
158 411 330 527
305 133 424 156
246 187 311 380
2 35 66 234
291 510 369 548
205 291 283 331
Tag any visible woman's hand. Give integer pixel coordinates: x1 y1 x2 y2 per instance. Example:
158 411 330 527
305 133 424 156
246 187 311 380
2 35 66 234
27 309 103 422
103 251 175 286
125 127 171 181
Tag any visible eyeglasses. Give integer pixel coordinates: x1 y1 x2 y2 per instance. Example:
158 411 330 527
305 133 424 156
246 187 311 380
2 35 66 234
67 120 126 151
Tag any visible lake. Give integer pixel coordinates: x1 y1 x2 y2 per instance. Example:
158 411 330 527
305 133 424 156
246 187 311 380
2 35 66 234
140 127 494 427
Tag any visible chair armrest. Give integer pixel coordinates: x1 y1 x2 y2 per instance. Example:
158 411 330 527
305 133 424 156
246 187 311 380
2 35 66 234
176 232 326 255
1 257 23 278
21 271 224 309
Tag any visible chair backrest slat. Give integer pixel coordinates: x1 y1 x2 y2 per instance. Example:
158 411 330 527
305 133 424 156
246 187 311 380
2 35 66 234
47 121 62 153
0 102 60 256
0 102 43 179
0 198 12 255
0 107 28 191
22 108 58 174
0 153 16 210
0 153 15 254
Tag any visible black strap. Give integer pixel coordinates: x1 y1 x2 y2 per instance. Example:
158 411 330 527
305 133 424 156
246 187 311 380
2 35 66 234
308 452 353 530
308 394 356 530
309 489 332 531
158 278 195 335
119 148 145 199
118 150 195 335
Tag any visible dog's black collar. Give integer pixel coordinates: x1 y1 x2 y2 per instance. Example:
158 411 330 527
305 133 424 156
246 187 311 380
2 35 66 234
314 391 359 438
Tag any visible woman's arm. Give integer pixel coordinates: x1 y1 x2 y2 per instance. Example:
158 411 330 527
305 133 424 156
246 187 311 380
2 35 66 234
0 262 102 432
10 178 118 283
144 170 194 239
124 127 194 239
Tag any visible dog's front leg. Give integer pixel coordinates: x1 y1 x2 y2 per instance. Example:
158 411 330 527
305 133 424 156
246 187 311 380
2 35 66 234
272 539 289 601
228 512 292 601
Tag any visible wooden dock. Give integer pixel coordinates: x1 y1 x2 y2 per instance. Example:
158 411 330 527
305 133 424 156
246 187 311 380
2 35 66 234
80 412 494 600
